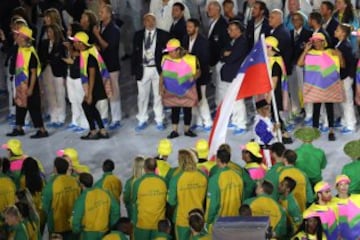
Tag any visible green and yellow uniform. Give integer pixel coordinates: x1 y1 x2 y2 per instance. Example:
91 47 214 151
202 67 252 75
197 159 216 176
94 171 122 203
0 173 16 213
264 162 283 200
153 231 173 240
191 231 211 240
341 160 360 194
102 230 128 239
123 176 136 219
279 193 302 235
8 222 29 240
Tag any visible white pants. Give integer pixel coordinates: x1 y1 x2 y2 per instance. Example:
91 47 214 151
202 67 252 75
136 66 164 124
213 62 224 106
109 71 122 122
193 85 212 127
7 69 15 115
43 66 66 123
66 77 89 129
288 65 302 114
96 99 109 120
340 77 357 130
218 80 247 129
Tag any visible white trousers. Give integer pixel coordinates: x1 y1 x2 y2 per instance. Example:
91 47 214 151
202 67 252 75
66 77 89 129
96 99 109 120
109 71 122 122
340 77 357 130
213 62 224 106
218 80 247 129
193 85 212 127
136 66 164 124
7 68 15 115
288 65 302 114
43 66 66 123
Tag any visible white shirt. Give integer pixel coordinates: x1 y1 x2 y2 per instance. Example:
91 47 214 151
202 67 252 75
254 18 264 44
205 0 239 15
188 35 196 53
208 17 219 38
143 29 157 66
322 17 332 30
294 27 303 38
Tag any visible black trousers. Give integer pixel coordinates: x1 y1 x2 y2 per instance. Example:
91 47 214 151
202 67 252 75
16 93 44 128
312 103 334 128
171 107 192 125
82 99 104 130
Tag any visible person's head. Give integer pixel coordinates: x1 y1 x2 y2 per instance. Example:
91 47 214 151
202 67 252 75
11 7 30 26
216 148 231 166
54 157 69 174
157 139 172 158
44 8 62 27
165 38 182 59
2 139 23 158
15 202 30 219
172 2 185 20
269 142 285 161
21 157 43 194
227 20 244 39
308 12 323 29
239 204 252 216
15 189 32 203
335 0 352 12
144 157 157 173
79 172 93 189
256 180 274 195
99 4 113 23
282 149 297 165
218 143 231 155
14 26 34 47
252 1 268 19
189 209 205 234
265 36 280 56
46 24 64 44
241 142 263 164
143 13 156 31
68 22 82 37
301 210 324 237
195 139 209 160
255 99 271 117
80 10 98 30
291 12 305 30
335 23 352 40
3 206 22 226
70 31 91 51
269 9 283 28
132 156 145 178
158 219 172 234
310 32 327 50
314 181 332 203
207 1 222 19
10 17 28 34
223 0 234 18
102 159 115 172
335 175 350 196
186 18 200 36
287 0 300 14
113 217 132 235
320 1 335 18
178 149 197 172
278 176 296 195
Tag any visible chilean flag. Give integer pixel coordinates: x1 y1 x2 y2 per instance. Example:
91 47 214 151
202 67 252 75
208 35 272 160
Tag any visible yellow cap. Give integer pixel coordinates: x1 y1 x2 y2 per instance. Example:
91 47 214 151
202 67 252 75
157 139 172 156
242 142 262 158
310 32 328 47
314 181 331 193
265 36 280 52
69 31 91 46
196 139 209 159
58 148 90 173
14 26 34 40
303 209 320 219
1 139 23 156
335 175 351 185
164 38 181 52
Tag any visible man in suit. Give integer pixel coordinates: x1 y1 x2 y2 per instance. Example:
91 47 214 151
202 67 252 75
220 20 249 135
284 0 309 31
246 0 271 51
170 2 187 40
182 18 213 131
207 1 231 105
320 1 339 46
131 13 170 131
269 9 293 75
308 12 333 48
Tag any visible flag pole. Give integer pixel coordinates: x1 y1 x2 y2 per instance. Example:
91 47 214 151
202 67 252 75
261 34 282 143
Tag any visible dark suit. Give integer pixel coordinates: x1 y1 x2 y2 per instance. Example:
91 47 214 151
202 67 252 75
100 20 121 72
220 35 249 82
38 39 67 78
170 17 187 41
271 24 293 74
290 27 313 65
246 17 271 51
182 34 210 85
316 27 333 48
208 16 231 67
131 28 170 80
325 17 339 47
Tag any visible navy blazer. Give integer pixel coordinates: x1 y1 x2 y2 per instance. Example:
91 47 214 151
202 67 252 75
208 16 231 67
39 39 67 78
182 33 210 85
131 28 170 80
246 17 271 51
170 17 187 41
220 35 249 83
337 40 356 79
100 20 121 72
325 17 339 47
290 28 313 65
271 24 293 74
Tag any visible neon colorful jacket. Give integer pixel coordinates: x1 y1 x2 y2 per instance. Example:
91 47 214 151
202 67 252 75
279 166 314 212
132 173 167 230
291 231 328 240
102 231 128 240
42 174 81 233
244 162 267 180
244 194 287 238
295 143 327 186
94 172 122 203
8 222 29 240
168 170 208 227
9 155 45 186
155 160 171 179
279 193 302 235
341 161 360 194
72 187 120 238
0 173 16 213
356 59 360 85
306 202 339 239
205 167 243 225
197 160 216 176
264 162 284 200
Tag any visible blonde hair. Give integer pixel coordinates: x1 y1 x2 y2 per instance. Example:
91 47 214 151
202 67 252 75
133 156 145 178
178 149 197 172
44 8 62 27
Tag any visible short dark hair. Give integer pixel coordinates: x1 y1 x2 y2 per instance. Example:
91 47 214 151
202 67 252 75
229 20 245 32
283 176 297 192
239 204 252 216
309 12 323 25
79 173 93 188
15 202 30 218
270 142 285 157
189 209 205 232
321 1 334 12
283 149 297 165
223 0 234 6
261 180 274 195
158 219 172 233
217 149 231 164
144 157 157 172
173 2 185 11
113 217 131 233
103 159 115 172
187 18 200 28
54 157 69 174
